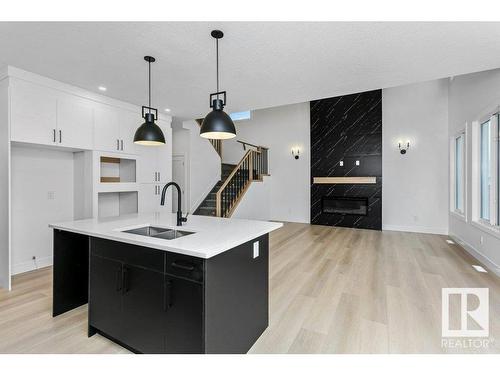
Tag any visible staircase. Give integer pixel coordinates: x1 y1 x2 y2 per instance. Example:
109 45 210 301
194 143 269 218
194 163 237 216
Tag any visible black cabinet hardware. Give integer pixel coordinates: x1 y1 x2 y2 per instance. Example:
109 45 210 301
121 139 123 151
59 130 62 143
122 266 129 294
53 129 56 142
171 261 195 272
115 267 122 292
117 139 119 150
166 279 173 308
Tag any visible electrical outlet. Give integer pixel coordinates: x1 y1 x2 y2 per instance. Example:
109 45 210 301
355 160 360 166
480 236 484 245
253 241 259 258
339 160 344 166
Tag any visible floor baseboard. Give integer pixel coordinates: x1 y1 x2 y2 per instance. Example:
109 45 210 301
449 233 500 278
382 224 448 235
12 256 53 275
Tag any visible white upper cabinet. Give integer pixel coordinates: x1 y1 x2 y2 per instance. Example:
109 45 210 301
56 93 94 149
94 104 120 153
10 80 57 146
118 110 140 155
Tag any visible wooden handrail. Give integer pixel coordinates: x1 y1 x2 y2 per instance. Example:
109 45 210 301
216 145 270 217
237 140 269 150
217 149 252 196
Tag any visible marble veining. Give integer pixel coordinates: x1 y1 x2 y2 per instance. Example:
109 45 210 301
310 89 382 230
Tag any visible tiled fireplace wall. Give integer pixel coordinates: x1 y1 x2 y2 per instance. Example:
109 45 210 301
310 89 382 230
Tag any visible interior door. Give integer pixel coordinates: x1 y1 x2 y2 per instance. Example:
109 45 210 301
172 155 186 212
164 275 203 354
89 255 123 339
94 104 120 152
121 265 165 353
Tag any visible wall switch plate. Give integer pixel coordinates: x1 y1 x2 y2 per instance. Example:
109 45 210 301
253 241 259 258
355 160 360 166
339 160 344 166
47 191 55 200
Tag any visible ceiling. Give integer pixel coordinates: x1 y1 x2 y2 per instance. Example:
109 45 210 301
1 22 500 119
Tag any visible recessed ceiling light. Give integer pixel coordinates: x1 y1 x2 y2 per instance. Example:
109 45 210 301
472 265 488 273
98 86 107 92
164 108 171 112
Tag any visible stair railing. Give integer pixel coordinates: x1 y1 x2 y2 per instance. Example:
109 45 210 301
216 145 269 217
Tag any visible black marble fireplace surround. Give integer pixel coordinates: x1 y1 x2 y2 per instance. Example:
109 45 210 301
310 89 382 230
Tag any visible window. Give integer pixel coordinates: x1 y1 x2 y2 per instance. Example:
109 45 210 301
229 111 251 121
472 112 499 231
454 133 465 213
480 120 491 220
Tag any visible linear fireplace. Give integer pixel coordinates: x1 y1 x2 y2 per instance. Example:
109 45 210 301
322 196 368 216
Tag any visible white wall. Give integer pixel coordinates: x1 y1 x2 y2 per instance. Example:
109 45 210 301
179 120 221 213
382 79 449 235
448 68 500 275
0 78 10 289
232 176 271 221
222 103 311 223
10 145 74 274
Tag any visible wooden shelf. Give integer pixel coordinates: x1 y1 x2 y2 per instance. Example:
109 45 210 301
100 176 120 183
313 176 377 184
100 157 120 164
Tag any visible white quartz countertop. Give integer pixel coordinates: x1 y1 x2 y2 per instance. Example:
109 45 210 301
49 213 283 259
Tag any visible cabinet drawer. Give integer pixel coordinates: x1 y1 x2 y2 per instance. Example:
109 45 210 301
91 237 165 272
166 253 204 283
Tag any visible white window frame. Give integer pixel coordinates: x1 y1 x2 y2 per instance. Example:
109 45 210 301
450 128 466 220
471 108 500 237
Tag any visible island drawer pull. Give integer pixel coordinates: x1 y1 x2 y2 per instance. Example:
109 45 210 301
171 261 195 272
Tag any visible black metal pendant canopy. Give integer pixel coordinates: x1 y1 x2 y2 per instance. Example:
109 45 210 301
134 56 166 146
200 30 236 140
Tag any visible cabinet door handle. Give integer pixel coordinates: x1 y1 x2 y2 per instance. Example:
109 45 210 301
116 139 119 150
122 266 129 294
59 130 62 143
165 279 173 309
158 172 160 181
53 129 56 143
120 139 123 151
115 267 122 292
171 261 195 272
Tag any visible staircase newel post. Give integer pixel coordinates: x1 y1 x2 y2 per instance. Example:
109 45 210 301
216 190 221 217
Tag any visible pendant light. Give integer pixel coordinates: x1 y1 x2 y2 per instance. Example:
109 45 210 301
200 30 236 140
134 56 166 146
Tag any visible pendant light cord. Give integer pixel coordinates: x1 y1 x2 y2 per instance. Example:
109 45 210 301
216 37 219 99
148 60 152 113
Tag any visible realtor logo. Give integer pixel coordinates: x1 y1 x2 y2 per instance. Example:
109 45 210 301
442 288 489 337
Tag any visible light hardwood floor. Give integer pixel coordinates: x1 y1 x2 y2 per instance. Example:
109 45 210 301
1 223 499 354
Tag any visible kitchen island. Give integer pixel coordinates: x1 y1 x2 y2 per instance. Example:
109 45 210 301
49 213 282 354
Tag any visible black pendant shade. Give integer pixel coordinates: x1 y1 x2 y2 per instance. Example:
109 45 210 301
134 56 166 146
200 30 236 140
134 112 166 146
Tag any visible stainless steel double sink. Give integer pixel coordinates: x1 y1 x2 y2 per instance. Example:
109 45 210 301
122 226 194 240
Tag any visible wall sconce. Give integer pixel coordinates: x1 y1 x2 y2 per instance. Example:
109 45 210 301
291 148 300 160
398 141 410 155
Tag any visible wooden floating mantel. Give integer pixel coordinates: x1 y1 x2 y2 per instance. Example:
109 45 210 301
313 177 377 184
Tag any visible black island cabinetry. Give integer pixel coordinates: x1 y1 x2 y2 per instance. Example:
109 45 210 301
52 229 269 354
